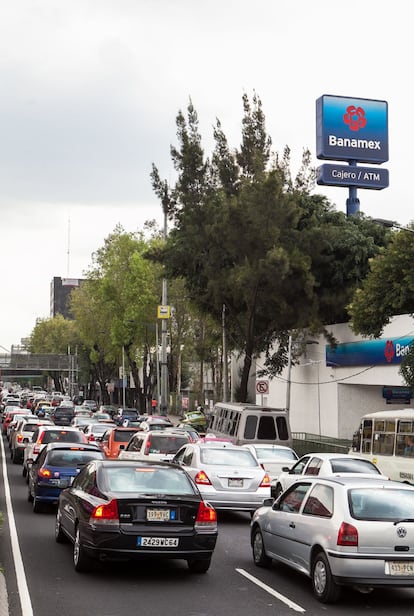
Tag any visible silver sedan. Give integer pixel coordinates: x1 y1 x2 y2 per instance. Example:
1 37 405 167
251 475 414 603
172 442 271 513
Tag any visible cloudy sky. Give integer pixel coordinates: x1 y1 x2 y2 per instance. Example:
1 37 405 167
0 0 411 353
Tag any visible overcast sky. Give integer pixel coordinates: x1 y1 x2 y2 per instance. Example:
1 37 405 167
0 0 411 353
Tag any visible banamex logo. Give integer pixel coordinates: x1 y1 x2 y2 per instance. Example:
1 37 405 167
343 105 367 132
384 340 395 363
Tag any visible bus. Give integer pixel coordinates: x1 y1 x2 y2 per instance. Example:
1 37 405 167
350 408 414 484
206 402 292 447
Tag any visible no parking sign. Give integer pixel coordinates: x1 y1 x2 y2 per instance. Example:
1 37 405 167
256 380 269 395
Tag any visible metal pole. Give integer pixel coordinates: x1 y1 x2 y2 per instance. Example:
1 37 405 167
285 334 292 413
155 322 160 410
222 304 228 401
122 346 126 408
160 208 168 415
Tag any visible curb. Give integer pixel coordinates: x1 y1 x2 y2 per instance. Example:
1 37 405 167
0 572 8 616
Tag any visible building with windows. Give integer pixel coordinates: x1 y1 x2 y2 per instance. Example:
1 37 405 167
50 277 85 319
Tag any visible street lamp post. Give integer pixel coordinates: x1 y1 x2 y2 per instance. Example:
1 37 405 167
122 345 126 408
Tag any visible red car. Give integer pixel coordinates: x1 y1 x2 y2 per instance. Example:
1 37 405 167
99 426 141 459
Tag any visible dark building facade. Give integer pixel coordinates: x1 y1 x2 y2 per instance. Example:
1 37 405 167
50 277 84 319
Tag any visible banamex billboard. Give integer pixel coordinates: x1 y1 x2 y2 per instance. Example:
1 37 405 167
316 95 388 164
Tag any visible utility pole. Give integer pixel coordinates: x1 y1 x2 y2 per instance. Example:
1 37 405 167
222 304 228 401
160 206 168 416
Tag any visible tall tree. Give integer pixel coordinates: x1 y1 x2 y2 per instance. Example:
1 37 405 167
150 94 389 402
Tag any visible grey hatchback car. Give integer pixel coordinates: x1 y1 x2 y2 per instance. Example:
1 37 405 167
251 475 414 603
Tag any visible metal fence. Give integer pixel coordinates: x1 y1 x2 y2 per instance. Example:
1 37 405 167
292 432 352 457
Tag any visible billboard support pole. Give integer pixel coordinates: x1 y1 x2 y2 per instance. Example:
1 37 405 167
346 161 360 216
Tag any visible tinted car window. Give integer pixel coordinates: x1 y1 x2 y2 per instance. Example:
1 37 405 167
42 430 85 444
303 484 333 517
149 435 189 454
114 429 137 442
330 458 381 474
47 450 103 466
200 448 258 467
105 466 195 494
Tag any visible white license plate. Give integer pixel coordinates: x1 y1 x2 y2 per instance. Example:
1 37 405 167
386 561 414 576
147 508 170 521
228 478 243 487
137 537 179 547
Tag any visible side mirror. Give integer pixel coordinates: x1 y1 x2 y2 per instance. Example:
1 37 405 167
119 444 125 450
263 497 274 508
282 466 290 473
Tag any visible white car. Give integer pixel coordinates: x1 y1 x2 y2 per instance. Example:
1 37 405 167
242 444 299 496
273 451 387 498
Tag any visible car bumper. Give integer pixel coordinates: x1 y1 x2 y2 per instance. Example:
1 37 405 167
328 551 414 587
197 488 271 512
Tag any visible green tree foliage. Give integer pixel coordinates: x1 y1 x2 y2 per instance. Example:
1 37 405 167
400 345 414 391
348 225 414 337
28 314 80 392
150 93 389 401
71 226 162 409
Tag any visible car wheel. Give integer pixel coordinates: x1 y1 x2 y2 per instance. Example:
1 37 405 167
12 449 20 464
312 551 341 604
73 527 91 572
22 465 27 478
32 495 43 513
252 527 271 568
187 557 211 573
27 482 33 502
55 512 68 543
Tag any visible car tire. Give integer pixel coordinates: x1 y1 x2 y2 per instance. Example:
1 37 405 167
187 557 211 573
311 551 341 604
73 527 91 572
27 482 33 502
22 465 27 478
55 513 68 543
32 495 43 513
252 527 271 568
12 449 20 464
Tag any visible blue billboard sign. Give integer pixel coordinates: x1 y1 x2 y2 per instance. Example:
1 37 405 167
316 95 388 164
317 164 389 190
326 337 414 367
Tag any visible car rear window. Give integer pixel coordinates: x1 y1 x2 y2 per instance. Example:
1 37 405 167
350 487 414 520
114 429 137 442
42 430 85 443
330 458 380 474
105 466 195 494
201 448 258 467
148 435 189 454
47 450 103 466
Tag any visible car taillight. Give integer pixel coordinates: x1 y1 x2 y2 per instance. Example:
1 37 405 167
195 501 217 531
88 434 95 441
17 434 23 443
194 470 212 485
90 499 119 527
38 468 52 478
337 522 358 546
260 473 271 488
144 436 151 455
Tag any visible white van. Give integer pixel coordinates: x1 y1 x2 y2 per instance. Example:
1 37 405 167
206 402 292 447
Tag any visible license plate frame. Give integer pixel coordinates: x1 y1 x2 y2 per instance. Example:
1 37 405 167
386 561 414 576
146 508 170 521
228 478 243 488
137 536 179 547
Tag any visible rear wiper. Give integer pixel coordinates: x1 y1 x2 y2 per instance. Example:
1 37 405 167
393 518 414 525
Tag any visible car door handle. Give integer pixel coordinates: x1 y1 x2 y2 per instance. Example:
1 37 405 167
289 522 296 528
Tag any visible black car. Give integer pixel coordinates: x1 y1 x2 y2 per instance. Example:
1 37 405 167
51 405 75 426
28 443 105 512
55 459 218 573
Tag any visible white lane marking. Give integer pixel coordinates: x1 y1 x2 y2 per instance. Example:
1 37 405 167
1 435 34 616
236 568 306 613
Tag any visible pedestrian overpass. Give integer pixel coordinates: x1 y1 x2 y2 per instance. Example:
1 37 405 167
0 353 77 381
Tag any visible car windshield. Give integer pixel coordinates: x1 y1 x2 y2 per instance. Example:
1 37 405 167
254 447 297 461
201 448 258 467
47 450 102 466
330 458 380 474
350 488 414 520
104 466 195 494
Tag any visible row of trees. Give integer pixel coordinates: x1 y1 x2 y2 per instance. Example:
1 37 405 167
28 92 414 404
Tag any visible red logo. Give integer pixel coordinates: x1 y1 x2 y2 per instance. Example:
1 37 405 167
343 105 367 132
384 340 395 363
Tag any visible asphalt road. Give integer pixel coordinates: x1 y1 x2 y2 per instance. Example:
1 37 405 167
2 434 414 616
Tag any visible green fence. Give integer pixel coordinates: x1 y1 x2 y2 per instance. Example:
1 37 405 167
292 432 352 457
